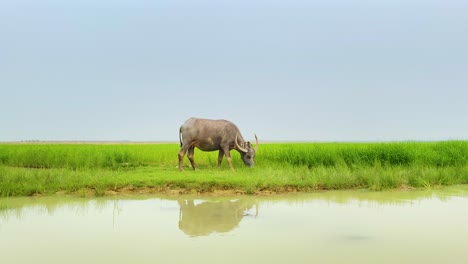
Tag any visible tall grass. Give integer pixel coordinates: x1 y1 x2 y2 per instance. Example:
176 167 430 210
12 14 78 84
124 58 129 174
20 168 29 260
0 144 178 169
262 141 468 168
1 141 466 169
0 141 467 197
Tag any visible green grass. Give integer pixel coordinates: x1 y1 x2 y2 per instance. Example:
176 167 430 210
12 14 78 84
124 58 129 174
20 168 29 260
0 141 467 197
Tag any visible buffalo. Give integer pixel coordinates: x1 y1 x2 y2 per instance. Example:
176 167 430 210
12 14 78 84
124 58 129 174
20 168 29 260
178 117 258 170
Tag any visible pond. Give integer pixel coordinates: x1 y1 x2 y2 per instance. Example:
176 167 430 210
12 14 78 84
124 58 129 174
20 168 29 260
1 186 468 264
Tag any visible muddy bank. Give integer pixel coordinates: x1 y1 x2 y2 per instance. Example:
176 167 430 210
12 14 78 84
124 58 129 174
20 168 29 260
53 184 417 198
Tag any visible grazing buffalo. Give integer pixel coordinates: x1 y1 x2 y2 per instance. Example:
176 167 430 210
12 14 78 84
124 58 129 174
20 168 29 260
178 117 259 170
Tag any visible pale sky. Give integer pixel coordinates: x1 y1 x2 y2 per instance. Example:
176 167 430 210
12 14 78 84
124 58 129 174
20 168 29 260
1 0 467 142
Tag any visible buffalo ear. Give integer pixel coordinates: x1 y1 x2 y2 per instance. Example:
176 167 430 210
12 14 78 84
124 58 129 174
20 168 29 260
247 142 252 148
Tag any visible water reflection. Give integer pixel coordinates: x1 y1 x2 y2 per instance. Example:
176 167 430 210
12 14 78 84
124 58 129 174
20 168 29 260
0 196 120 222
0 195 259 238
1 186 468 223
178 199 257 237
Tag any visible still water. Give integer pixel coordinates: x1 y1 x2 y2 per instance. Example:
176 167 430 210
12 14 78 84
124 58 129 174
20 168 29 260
1 186 468 264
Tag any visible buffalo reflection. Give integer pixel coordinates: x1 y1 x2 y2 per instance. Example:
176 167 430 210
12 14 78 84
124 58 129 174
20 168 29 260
178 199 258 237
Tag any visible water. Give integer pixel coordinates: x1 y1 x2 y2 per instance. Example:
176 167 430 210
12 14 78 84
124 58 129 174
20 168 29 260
1 186 468 264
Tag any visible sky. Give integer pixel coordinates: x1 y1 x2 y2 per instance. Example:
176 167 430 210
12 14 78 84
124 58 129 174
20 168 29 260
1 0 467 142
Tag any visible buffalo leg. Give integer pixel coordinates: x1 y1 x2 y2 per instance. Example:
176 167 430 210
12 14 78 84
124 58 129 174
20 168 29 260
218 149 224 167
187 146 196 170
178 145 190 171
223 148 235 171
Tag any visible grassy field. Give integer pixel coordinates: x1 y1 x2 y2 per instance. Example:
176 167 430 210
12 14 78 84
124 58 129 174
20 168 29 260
0 141 467 197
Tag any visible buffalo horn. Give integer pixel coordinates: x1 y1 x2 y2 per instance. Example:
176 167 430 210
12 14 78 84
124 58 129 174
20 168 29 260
235 135 248 153
254 134 259 152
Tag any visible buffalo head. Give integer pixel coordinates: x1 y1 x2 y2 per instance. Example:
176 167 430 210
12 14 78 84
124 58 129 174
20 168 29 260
235 134 259 167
